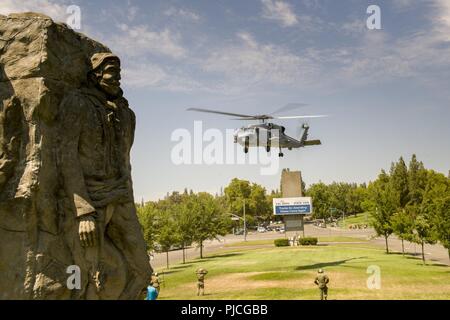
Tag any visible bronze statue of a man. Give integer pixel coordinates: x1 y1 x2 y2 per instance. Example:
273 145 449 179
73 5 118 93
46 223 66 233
58 52 152 299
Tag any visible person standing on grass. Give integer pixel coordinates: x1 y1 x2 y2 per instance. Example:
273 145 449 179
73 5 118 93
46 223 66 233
314 269 330 300
196 268 208 296
145 285 158 300
150 272 162 295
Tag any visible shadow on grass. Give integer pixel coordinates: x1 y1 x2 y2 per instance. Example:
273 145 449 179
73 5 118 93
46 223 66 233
295 256 368 271
168 263 193 270
403 255 450 267
193 252 244 262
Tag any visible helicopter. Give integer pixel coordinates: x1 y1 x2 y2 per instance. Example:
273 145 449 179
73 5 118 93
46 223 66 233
187 104 326 157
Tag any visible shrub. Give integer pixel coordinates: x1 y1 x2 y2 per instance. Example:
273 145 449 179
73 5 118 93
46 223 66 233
274 239 289 247
298 237 318 246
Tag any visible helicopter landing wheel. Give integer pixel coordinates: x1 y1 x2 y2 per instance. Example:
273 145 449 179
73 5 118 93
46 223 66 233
244 147 249 153
266 145 271 152
278 152 284 157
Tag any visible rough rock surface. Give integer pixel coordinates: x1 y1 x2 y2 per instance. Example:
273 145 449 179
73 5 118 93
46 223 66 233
0 12 152 299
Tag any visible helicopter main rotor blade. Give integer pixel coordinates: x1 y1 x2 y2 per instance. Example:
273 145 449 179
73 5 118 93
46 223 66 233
276 115 328 119
187 108 255 119
271 103 309 115
230 117 263 120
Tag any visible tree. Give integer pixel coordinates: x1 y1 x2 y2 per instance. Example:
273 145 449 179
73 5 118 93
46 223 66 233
249 183 271 223
137 203 160 252
173 202 195 264
156 209 182 269
390 157 409 208
306 182 332 221
367 170 398 253
189 193 229 258
408 154 427 206
391 209 414 255
410 213 436 265
421 170 450 261
224 178 252 221
429 195 450 261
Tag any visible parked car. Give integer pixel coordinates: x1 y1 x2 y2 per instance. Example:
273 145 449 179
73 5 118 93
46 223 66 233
257 226 267 233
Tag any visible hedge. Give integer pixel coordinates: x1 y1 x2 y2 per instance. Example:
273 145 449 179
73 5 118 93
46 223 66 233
298 237 318 245
274 239 290 247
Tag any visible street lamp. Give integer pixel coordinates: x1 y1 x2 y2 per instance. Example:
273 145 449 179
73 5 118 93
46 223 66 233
228 196 247 241
229 199 247 242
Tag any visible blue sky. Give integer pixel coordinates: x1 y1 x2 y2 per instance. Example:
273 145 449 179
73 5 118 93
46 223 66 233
2 0 449 200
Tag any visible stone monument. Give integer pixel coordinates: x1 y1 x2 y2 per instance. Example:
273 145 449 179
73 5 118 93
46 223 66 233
280 169 305 233
280 169 303 198
0 12 152 299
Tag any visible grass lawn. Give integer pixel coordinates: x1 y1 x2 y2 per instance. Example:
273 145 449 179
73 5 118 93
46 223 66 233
155 242 449 300
338 212 373 228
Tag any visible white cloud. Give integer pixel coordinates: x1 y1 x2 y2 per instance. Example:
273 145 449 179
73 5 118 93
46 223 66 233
0 0 67 22
164 7 200 21
261 0 298 27
202 32 317 88
341 18 366 36
127 6 139 21
433 0 450 30
122 62 208 92
110 24 186 59
391 0 416 9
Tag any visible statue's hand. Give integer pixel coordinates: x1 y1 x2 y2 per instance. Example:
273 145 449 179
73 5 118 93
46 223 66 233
79 215 97 247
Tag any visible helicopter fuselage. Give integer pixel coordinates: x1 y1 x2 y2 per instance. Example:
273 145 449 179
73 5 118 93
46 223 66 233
234 123 303 149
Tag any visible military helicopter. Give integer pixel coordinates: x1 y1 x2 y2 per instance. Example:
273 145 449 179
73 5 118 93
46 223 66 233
187 104 326 157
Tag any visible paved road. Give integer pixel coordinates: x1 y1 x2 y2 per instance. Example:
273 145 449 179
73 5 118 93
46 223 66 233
150 224 449 269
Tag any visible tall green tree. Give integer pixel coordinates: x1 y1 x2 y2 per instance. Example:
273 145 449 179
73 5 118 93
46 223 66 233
306 182 332 220
189 193 229 258
391 209 414 255
429 196 450 261
409 213 436 265
390 157 409 208
174 201 195 264
408 154 427 205
367 170 398 253
421 170 450 260
224 178 252 221
156 209 182 269
137 203 160 252
249 183 271 223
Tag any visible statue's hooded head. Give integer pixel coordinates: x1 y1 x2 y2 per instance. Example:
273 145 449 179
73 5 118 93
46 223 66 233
89 52 122 99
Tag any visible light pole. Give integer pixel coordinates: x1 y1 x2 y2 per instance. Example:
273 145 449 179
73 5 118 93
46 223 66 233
243 198 247 242
228 195 248 242
230 212 246 242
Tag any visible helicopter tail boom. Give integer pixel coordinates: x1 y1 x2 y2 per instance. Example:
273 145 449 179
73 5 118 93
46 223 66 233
303 139 322 146
299 124 321 146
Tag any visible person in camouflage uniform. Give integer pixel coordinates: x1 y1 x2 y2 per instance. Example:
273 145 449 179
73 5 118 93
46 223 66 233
150 272 162 294
196 268 208 296
314 269 329 300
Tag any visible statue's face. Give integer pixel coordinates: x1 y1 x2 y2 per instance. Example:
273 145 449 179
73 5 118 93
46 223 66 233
98 59 122 98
